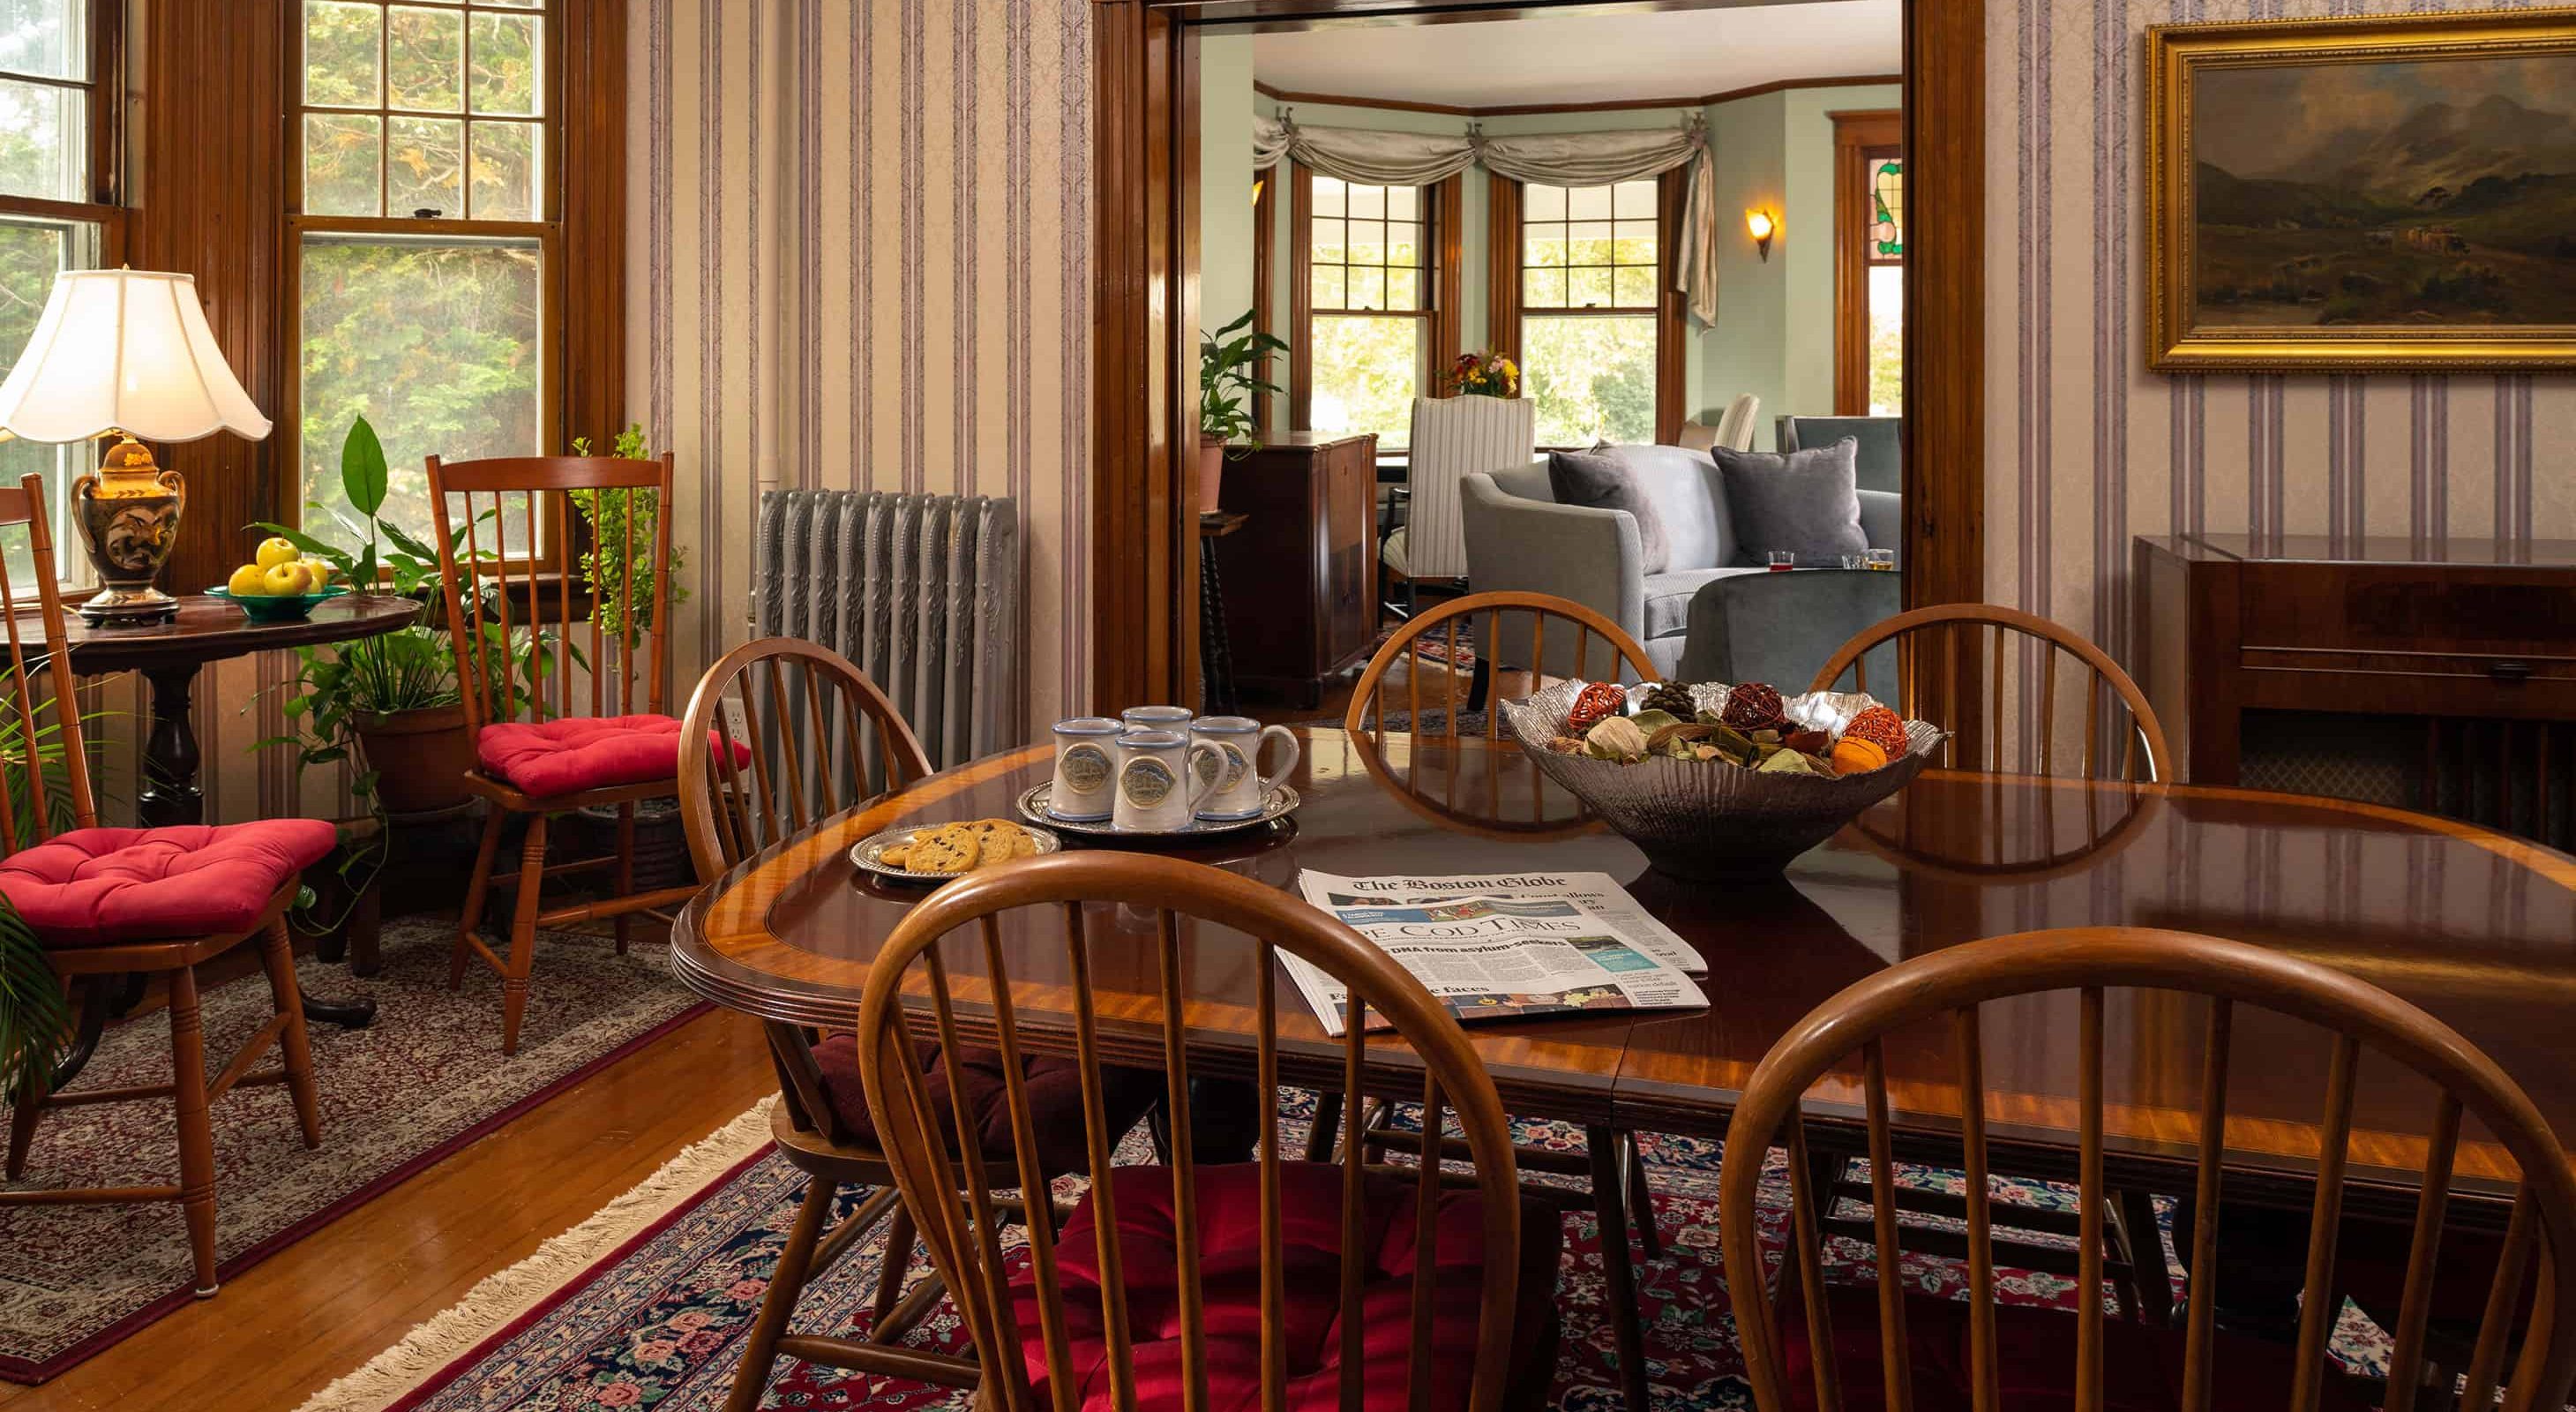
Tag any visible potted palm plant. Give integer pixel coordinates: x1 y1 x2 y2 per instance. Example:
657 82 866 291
1198 309 1287 513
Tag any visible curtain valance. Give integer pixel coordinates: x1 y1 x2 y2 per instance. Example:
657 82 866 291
1252 114 1719 326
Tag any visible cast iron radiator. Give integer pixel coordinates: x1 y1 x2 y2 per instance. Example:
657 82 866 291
752 489 1020 777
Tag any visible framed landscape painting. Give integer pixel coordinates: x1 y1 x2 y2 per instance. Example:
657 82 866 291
2148 8 2576 369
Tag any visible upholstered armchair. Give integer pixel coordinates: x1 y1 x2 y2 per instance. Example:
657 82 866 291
1382 394 1536 613
1778 414 1900 489
1460 449 1900 683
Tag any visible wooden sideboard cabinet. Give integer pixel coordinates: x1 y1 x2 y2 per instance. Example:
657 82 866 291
1212 432 1379 709
2135 533 2576 845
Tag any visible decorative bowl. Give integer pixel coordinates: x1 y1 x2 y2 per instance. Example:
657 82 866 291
206 583 351 623
1497 679 1945 881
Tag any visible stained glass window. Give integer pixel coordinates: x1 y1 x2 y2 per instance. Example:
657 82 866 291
1868 154 1904 263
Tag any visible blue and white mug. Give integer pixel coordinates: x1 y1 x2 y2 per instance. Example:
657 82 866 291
1048 717 1123 821
1120 703 1195 734
1112 730 1223 832
1190 717 1299 820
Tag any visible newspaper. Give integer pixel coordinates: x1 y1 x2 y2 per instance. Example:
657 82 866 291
1297 870 1705 975
1286 873 1709 1037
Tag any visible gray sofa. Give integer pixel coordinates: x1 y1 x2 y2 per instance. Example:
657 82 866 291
1459 447 1901 684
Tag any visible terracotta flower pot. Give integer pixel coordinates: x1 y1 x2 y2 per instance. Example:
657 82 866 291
1197 434 1227 514
353 702 476 815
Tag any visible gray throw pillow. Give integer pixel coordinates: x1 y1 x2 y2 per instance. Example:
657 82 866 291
1711 438 1868 566
1548 450 1670 574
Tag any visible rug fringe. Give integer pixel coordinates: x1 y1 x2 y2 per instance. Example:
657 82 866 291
291 1097 780 1412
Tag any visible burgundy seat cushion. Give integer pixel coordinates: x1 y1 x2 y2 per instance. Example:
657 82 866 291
476 714 739 798
1012 1161 1562 1412
0 821 337 947
810 1034 1163 1177
1779 1283 2371 1412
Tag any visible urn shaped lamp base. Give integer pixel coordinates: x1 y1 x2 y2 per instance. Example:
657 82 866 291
73 433 186 628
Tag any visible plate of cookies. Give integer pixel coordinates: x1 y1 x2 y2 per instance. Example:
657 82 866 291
850 817 1061 883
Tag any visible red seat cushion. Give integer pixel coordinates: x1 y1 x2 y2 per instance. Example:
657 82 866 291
809 1034 1164 1177
1779 1282 2372 1412
1013 1162 1562 1412
476 714 731 799
0 821 337 947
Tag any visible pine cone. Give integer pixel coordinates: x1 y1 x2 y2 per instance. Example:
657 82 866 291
1641 681 1696 717
1719 681 1787 733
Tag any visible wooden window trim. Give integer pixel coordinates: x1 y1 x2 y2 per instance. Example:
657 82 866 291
1834 109 1902 417
1430 173 1463 386
278 0 579 567
1509 174 1681 447
1252 163 1275 434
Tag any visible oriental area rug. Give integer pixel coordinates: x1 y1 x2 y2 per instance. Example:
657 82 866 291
0 918 707 1384
303 1098 2400 1412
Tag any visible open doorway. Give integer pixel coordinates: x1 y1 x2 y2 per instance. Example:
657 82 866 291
1088 0 1984 733
1188 2 1915 710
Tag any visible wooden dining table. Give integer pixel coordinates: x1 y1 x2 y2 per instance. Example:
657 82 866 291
671 725 2576 1239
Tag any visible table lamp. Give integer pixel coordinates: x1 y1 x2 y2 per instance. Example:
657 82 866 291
0 268 273 626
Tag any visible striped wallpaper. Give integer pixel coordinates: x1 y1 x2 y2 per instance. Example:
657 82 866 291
623 0 1094 738
1988 0 2576 774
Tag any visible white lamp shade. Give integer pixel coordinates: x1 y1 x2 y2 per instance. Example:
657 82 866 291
0 268 273 445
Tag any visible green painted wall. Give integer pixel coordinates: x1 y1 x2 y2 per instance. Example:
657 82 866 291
1199 36 1259 359
1784 84 1901 426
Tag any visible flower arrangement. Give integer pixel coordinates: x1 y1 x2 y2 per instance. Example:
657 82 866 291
1447 349 1518 398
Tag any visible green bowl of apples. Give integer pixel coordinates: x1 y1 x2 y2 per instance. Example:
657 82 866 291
212 538 348 621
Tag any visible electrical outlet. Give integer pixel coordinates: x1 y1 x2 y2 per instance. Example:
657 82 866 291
720 694 751 743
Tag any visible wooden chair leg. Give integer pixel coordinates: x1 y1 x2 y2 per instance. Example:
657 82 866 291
868 1203 917 1335
1624 1130 1662 1259
1305 1088 1343 1164
727 1174 836 1412
261 919 324 1148
6 1072 41 1180
613 802 636 956
168 965 220 1297
1587 1125 1651 1412
453 804 508 991
500 814 548 1056
2114 1186 2175 1325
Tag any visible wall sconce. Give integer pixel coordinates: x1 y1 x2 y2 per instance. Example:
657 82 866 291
1746 208 1778 263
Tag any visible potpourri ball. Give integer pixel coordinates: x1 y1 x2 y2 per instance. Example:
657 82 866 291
1842 704 1910 757
1719 681 1788 733
1830 737 1891 776
1563 681 1631 733
1640 681 1697 718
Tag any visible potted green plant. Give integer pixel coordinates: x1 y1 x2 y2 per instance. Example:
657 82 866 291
1198 309 1287 514
251 417 474 815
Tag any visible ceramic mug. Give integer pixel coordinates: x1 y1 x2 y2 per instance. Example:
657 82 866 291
1190 716 1299 820
1112 730 1222 831
1048 717 1124 821
1120 704 1195 734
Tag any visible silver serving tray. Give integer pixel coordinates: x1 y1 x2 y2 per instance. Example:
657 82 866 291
850 821 1062 884
1016 782 1300 838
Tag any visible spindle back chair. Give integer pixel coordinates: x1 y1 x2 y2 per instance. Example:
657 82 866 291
0 473 94 845
425 452 674 731
428 452 694 1055
1346 590 1657 741
1810 604 2171 783
676 636 932 883
1719 928 2576 1412
0 473 322 1296
857 851 1534 1412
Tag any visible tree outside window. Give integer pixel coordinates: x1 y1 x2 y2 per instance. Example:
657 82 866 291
1520 179 1659 447
1307 175 1428 450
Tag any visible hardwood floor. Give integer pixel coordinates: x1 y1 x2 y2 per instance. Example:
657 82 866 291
3 1001 777 1412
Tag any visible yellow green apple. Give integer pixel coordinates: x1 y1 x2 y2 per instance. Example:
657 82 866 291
254 537 303 570
226 564 268 597
262 560 314 596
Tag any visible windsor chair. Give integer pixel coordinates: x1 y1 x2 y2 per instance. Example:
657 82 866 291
1719 928 2576 1412
429 452 706 1055
856 851 1561 1412
1810 603 2171 783
0 472 327 1296
1344 587 1669 1409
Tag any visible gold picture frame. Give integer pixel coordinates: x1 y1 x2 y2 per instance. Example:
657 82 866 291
2147 7 2576 370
